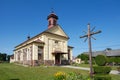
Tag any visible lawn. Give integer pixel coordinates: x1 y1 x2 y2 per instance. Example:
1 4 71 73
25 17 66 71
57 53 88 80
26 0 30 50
0 63 119 80
0 63 88 80
76 63 119 70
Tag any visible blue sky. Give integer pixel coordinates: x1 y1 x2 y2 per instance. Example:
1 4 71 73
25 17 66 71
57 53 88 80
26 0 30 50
0 0 120 56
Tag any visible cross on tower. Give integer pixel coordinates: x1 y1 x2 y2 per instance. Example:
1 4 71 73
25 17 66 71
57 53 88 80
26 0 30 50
80 23 101 78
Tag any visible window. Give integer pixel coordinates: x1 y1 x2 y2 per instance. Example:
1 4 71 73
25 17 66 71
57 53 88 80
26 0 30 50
38 46 43 54
18 50 21 61
53 20 56 25
55 40 58 44
49 21 51 25
23 48 27 61
38 46 43 60
54 40 61 51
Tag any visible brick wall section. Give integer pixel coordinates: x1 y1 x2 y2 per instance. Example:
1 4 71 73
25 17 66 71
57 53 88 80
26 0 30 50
44 60 54 66
14 60 55 66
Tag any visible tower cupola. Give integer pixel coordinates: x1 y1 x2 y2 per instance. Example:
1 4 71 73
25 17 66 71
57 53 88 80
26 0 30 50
47 12 58 29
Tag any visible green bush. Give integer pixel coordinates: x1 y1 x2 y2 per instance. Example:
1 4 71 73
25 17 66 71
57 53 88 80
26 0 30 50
117 66 120 72
94 75 111 80
79 53 89 61
94 55 111 80
107 57 114 63
84 59 89 64
92 58 95 64
93 66 111 74
95 55 107 66
114 57 120 63
107 57 120 65
54 71 91 80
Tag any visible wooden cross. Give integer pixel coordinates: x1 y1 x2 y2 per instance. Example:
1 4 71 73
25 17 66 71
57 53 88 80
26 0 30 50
80 23 101 78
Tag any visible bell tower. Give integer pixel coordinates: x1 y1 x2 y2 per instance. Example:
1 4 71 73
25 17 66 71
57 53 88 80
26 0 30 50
47 11 58 29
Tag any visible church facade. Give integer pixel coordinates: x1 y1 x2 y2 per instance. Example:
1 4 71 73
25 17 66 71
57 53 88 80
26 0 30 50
13 12 73 66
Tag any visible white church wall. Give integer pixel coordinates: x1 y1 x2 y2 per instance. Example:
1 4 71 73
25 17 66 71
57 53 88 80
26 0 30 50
44 33 68 61
43 35 49 60
48 39 52 60
32 44 38 60
70 49 73 60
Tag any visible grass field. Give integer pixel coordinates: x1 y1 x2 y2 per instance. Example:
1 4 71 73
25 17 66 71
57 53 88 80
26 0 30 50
76 63 119 70
0 63 89 80
0 63 119 80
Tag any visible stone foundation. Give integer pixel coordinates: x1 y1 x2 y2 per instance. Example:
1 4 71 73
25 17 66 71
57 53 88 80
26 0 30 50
14 60 55 66
14 61 23 64
61 60 70 65
44 60 54 66
23 60 31 65
38 60 44 65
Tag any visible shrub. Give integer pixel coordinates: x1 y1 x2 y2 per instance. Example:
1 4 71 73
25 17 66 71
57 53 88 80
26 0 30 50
94 75 111 80
54 71 66 80
67 72 91 80
114 57 120 63
117 66 120 72
107 57 115 63
107 57 120 65
95 55 107 66
93 66 111 74
67 72 81 80
94 55 111 80
54 71 91 80
84 59 89 64
92 58 95 64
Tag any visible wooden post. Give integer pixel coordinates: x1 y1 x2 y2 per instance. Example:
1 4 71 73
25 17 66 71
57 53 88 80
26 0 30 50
88 23 93 77
80 23 101 78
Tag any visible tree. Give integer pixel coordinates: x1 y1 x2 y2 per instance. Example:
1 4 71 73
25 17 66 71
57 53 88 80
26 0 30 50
77 53 89 64
0 53 7 61
80 53 89 61
77 54 81 58
77 53 89 60
7 55 11 61
105 48 112 51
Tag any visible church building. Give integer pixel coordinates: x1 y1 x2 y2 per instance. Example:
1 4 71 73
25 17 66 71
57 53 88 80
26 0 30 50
13 12 73 66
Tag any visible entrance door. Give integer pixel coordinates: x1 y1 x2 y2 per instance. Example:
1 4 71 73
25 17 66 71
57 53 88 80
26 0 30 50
55 54 60 65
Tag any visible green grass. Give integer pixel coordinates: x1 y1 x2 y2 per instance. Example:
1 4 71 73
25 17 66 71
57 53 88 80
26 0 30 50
0 63 119 80
77 64 120 80
78 63 119 70
0 63 88 80
78 63 91 67
74 63 96 67
111 66 119 70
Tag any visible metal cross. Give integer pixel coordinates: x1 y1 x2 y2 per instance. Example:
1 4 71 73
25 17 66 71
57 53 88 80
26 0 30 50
80 23 101 78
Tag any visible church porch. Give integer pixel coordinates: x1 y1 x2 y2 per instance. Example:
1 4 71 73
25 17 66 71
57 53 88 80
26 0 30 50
52 51 70 65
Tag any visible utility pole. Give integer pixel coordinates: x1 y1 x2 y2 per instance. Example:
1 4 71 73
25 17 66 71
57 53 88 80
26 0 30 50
80 23 101 78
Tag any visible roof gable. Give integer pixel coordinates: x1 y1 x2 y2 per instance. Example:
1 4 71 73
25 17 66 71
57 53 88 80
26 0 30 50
15 25 69 48
44 25 69 38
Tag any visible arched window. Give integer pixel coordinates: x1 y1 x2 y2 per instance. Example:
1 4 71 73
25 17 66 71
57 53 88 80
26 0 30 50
53 20 56 25
49 21 51 25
